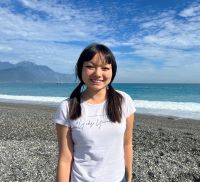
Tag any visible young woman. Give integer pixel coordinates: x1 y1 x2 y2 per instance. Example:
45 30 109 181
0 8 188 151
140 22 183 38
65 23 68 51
54 43 136 182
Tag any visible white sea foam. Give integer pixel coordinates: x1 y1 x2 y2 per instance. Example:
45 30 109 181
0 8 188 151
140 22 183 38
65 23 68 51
135 100 200 112
0 94 65 106
0 94 200 120
135 100 200 120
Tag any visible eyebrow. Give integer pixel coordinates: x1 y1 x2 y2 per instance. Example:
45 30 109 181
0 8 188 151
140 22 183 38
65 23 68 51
85 61 110 66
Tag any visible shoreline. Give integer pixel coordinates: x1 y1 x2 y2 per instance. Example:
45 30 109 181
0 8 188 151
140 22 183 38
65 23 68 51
0 102 200 181
1 100 200 121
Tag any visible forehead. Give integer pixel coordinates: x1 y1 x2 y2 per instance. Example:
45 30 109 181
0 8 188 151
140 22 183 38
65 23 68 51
85 53 111 66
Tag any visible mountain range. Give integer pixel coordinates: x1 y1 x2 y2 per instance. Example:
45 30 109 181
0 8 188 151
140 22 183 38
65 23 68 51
0 61 75 83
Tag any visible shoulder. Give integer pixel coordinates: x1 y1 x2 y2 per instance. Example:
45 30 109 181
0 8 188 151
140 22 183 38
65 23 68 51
54 99 71 127
115 90 133 100
58 99 70 109
55 98 72 116
115 90 136 116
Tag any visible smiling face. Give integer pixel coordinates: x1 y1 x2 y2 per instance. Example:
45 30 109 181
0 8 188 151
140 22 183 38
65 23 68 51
82 53 112 93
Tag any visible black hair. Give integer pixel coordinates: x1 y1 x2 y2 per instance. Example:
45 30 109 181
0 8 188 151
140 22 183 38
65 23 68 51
69 43 123 122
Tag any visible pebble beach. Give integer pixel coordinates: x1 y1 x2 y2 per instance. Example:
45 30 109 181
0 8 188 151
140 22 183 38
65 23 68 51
0 102 200 182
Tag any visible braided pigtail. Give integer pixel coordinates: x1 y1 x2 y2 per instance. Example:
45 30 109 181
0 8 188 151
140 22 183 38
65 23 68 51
69 82 84 120
107 84 123 122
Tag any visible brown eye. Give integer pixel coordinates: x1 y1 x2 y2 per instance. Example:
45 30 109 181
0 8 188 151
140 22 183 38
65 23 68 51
86 65 94 69
102 67 110 71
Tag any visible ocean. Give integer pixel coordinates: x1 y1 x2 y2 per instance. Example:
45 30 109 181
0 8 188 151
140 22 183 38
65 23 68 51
0 83 200 120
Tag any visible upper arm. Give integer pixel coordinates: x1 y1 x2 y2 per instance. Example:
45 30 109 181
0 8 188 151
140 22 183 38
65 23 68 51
124 114 135 146
56 124 74 162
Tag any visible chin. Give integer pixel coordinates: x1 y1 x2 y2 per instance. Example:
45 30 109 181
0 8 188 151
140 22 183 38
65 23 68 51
89 85 107 91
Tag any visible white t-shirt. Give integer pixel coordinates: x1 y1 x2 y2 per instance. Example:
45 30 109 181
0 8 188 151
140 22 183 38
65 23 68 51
53 91 136 182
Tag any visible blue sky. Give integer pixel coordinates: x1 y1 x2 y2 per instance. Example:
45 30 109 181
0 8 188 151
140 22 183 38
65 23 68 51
0 0 200 83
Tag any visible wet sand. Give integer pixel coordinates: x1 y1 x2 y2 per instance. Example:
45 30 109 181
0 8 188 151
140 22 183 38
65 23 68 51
0 102 199 181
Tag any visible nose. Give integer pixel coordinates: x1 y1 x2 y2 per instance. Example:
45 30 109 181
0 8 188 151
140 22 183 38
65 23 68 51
93 67 102 76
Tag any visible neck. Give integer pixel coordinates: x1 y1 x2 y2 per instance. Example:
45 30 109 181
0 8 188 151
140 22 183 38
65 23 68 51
82 88 107 104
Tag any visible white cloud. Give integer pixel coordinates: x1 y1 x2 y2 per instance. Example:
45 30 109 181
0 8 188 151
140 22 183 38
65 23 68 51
0 39 83 73
0 0 111 74
0 0 200 83
125 2 200 69
0 0 112 42
111 2 200 83
179 3 200 17
115 60 200 83
0 45 13 51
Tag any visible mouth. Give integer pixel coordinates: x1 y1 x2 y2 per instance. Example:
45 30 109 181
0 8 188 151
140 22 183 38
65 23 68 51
90 79 103 84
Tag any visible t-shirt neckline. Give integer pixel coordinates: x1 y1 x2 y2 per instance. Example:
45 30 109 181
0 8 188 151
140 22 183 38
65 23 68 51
81 98 106 106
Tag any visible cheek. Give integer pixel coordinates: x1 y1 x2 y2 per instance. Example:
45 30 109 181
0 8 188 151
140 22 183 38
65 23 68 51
105 70 112 79
83 69 92 76
82 68 92 80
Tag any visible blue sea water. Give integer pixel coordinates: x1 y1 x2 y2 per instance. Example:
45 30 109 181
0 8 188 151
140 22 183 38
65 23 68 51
0 83 200 120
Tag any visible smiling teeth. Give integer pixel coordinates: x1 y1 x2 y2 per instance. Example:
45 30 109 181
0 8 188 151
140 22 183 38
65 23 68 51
91 79 102 82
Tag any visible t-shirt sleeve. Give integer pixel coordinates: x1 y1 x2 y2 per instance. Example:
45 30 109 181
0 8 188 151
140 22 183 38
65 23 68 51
124 93 136 118
53 100 71 127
